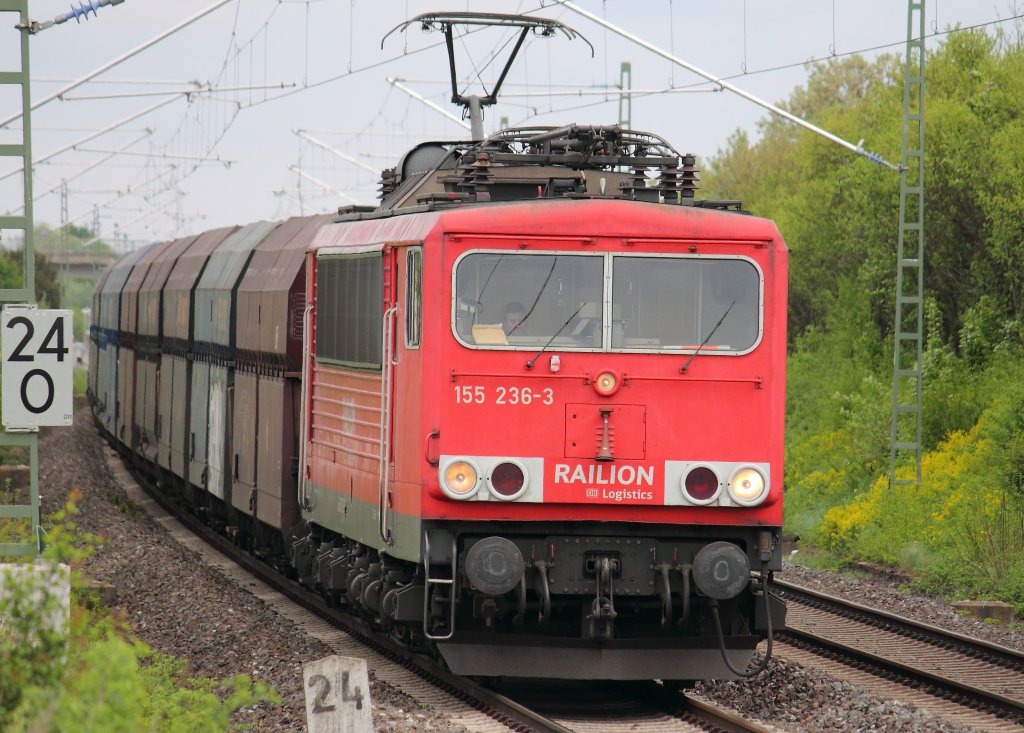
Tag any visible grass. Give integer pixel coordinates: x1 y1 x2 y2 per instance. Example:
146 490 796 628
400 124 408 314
73 368 87 398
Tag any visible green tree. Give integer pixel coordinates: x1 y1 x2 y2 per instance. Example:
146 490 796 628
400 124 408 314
34 223 114 255
0 250 62 307
705 29 1024 599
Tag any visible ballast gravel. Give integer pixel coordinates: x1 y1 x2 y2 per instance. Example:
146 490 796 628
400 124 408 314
697 656 977 733
781 561 1024 653
40 414 1022 732
41 417 465 733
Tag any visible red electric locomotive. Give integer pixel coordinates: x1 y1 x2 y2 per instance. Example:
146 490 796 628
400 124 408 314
91 12 787 682
288 122 788 681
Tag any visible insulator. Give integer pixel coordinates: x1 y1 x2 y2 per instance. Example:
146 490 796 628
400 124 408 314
68 0 101 23
459 152 492 200
659 165 681 192
377 167 397 201
617 164 655 201
679 154 700 199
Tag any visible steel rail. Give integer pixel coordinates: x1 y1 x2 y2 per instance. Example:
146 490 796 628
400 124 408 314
113 432 782 733
498 679 775 733
777 578 1024 723
638 683 779 733
119 453 572 733
776 578 1024 667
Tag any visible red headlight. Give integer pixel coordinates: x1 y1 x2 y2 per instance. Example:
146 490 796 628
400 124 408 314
488 460 528 500
682 466 721 505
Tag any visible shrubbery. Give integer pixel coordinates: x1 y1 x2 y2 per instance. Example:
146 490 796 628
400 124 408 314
5 627 277 733
0 495 278 731
814 352 1024 604
706 28 1024 609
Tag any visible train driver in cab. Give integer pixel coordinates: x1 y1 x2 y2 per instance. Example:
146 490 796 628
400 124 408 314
502 301 528 336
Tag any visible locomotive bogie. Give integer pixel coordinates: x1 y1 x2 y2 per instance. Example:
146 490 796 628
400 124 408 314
284 519 783 679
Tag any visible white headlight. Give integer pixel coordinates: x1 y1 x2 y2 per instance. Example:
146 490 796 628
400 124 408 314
728 466 767 505
441 458 481 500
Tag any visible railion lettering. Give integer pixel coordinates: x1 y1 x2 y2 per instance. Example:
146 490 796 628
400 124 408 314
553 463 655 487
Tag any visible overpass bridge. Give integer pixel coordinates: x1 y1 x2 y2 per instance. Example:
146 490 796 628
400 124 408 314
42 250 118 279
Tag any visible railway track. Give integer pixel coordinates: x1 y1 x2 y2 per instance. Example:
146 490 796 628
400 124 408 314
111 452 772 733
106 441 1024 732
497 680 777 732
777 577 1024 730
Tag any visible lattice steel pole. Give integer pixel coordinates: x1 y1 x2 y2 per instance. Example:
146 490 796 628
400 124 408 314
889 0 926 489
0 0 41 556
618 61 632 129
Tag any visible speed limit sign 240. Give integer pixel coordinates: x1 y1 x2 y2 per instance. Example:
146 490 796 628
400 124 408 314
2 305 74 430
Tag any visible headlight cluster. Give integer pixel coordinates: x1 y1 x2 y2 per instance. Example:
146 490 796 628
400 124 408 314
680 464 768 506
440 457 529 501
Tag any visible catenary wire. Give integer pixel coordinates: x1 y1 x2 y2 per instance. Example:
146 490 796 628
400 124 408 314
508 11 1024 127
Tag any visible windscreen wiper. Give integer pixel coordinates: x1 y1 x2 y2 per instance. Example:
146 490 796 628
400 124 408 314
526 301 587 369
508 256 558 336
472 254 505 324
680 300 735 374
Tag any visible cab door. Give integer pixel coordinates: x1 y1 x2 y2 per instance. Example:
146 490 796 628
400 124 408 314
384 246 424 560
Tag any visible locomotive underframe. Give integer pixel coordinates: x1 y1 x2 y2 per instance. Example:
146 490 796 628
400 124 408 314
289 518 785 680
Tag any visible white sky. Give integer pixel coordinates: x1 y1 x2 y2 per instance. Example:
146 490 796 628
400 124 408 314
1 0 1016 249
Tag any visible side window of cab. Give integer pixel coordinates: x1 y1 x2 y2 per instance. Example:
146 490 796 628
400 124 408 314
406 247 422 348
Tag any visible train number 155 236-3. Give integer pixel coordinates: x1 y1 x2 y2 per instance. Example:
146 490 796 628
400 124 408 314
454 385 553 406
